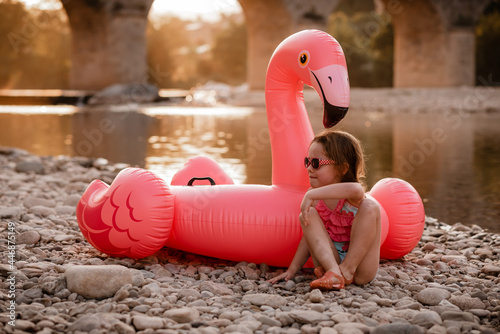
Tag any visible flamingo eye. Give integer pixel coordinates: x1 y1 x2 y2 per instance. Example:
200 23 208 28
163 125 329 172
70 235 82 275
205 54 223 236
298 50 310 68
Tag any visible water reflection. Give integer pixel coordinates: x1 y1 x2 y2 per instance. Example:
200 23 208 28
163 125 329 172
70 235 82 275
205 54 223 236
0 106 498 233
0 112 72 156
71 110 152 167
143 107 253 184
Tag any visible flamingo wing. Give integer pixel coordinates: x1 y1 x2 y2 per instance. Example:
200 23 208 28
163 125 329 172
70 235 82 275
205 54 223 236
76 168 174 258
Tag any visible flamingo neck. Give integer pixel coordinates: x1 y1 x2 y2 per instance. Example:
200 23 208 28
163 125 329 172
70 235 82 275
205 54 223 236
265 75 314 191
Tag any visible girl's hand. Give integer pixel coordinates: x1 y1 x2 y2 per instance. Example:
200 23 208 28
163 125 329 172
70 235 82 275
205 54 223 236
268 270 295 284
300 191 315 226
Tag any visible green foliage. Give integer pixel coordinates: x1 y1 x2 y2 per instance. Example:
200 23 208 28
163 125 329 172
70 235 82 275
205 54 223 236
327 10 393 87
476 2 500 86
147 17 190 88
208 19 247 85
335 0 375 16
147 16 247 89
0 0 70 89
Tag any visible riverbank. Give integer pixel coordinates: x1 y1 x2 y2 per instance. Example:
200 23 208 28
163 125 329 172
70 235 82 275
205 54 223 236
0 147 499 333
232 86 500 115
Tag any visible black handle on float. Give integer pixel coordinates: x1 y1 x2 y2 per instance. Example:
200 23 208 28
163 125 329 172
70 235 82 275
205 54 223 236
187 177 216 186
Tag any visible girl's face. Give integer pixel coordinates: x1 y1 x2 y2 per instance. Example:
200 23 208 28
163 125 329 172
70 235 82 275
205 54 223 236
307 141 344 188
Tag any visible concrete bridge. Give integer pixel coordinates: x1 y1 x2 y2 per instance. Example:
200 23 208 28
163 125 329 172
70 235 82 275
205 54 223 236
61 0 493 91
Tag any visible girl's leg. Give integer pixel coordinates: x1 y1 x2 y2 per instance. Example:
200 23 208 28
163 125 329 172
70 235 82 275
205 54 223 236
339 197 381 285
301 208 342 279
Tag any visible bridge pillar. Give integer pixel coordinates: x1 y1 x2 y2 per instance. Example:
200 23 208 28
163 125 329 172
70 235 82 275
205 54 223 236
381 0 491 87
62 0 153 91
239 0 341 90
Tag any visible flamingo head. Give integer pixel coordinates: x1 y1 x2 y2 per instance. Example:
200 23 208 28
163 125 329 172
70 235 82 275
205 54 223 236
267 30 350 128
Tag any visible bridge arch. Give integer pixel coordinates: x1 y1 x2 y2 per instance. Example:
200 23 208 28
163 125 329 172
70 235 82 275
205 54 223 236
62 0 154 90
379 0 492 87
58 0 493 90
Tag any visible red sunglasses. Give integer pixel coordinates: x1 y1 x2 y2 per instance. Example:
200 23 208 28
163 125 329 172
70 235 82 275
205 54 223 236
304 157 336 169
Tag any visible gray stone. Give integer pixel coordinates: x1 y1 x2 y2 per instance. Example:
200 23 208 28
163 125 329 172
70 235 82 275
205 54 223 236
88 83 159 105
359 301 379 316
333 322 371 334
132 315 164 330
131 269 144 287
16 158 44 174
288 309 330 324
440 255 467 264
319 328 338 334
219 311 240 321
242 293 287 308
163 307 200 323
55 205 76 215
198 266 214 275
448 296 485 310
0 206 24 219
440 311 475 322
411 310 442 328
113 284 131 302
17 230 41 245
275 311 294 327
239 279 257 292
481 264 500 275
65 265 133 299
371 323 425 334
469 309 490 317
53 234 74 242
199 281 233 295
23 196 56 208
331 312 356 323
416 288 451 306
283 279 296 291
17 288 43 303
165 263 180 274
109 321 135 334
63 193 82 207
474 248 493 259
28 205 57 217
178 288 201 300
68 315 103 332
240 265 260 280
256 314 282 327
427 325 448 334
309 289 323 303
14 320 36 331
140 282 162 297
41 276 66 295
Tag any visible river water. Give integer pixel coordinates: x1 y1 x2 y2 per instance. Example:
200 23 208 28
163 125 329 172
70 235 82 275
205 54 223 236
0 104 499 233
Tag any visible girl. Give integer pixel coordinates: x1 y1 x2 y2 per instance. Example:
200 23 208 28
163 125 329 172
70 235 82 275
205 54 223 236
269 130 381 290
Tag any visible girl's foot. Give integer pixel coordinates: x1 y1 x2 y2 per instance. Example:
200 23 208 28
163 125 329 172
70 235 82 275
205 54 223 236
310 270 345 290
339 266 354 285
313 266 326 279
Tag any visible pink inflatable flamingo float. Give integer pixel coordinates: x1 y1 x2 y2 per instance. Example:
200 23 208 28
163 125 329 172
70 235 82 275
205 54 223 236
76 30 425 266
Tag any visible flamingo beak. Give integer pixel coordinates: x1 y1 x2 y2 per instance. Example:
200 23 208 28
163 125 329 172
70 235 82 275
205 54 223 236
323 103 348 128
310 64 350 128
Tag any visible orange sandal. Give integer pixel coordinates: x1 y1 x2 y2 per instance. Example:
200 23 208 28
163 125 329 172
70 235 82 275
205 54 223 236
310 271 345 290
313 266 326 279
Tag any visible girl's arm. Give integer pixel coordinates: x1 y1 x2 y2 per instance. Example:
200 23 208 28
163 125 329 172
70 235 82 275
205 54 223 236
301 182 364 226
268 237 310 283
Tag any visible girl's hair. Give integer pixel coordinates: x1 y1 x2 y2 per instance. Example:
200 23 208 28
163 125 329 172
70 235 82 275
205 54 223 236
312 129 366 189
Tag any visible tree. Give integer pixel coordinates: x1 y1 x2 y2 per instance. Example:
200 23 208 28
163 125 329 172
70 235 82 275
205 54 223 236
0 0 70 89
147 16 190 88
209 18 247 85
0 0 29 88
328 9 393 87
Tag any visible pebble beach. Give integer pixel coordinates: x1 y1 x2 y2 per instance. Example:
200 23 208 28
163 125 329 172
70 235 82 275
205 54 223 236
0 143 499 333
